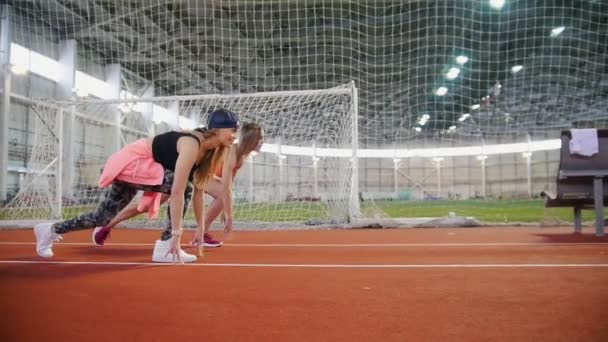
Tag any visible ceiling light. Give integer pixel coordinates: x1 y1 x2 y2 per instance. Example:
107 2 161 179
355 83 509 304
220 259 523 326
456 56 469 65
458 113 470 122
445 67 461 80
511 65 523 74
550 26 565 37
435 86 448 96
489 0 505 10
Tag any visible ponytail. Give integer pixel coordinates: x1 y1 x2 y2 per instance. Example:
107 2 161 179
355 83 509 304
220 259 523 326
235 123 263 164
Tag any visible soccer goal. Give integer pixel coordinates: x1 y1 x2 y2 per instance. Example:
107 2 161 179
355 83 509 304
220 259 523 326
0 83 363 229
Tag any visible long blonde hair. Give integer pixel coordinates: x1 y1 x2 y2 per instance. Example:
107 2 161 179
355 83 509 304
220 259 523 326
192 129 229 189
235 123 263 165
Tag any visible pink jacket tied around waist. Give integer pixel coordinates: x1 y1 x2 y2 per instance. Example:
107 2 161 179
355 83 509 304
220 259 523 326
98 138 164 219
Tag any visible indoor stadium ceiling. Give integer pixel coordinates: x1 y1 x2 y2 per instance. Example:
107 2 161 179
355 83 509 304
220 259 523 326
8 0 608 145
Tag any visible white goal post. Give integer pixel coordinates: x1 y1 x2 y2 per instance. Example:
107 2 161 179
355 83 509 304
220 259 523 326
0 82 361 228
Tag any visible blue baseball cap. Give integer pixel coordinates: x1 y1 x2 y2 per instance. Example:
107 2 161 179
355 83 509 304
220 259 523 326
206 109 239 129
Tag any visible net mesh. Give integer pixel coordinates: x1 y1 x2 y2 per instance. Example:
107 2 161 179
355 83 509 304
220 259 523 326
9 0 607 145
3 1 608 227
1 86 357 227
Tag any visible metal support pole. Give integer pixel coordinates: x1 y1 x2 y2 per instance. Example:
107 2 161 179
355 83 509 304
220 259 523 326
593 177 604 237
57 39 76 198
312 141 318 199
167 101 180 131
525 153 532 198
393 159 400 195
349 81 360 220
142 83 155 136
105 64 122 152
573 207 582 234
54 109 64 219
433 157 443 198
0 4 11 201
478 156 487 198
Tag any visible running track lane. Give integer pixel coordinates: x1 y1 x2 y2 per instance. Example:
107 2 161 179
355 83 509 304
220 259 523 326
1 227 607 342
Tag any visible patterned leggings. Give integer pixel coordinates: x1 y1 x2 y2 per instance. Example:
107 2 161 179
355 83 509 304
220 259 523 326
53 170 193 241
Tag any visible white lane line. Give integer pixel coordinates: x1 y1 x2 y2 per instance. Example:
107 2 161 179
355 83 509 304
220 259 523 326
1 260 608 268
0 242 607 247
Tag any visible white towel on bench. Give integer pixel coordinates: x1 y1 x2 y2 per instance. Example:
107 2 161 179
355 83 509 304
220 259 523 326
570 128 598 157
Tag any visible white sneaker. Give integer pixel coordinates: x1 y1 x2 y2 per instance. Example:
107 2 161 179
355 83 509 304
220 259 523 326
151 239 197 263
34 222 61 258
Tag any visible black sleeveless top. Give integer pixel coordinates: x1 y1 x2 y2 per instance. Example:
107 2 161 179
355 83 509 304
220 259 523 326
152 130 204 181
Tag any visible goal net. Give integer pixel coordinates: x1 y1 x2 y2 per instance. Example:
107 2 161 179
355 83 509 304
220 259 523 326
4 1 607 227
0 84 362 228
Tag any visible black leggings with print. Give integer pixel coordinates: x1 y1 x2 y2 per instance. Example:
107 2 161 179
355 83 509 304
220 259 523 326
53 169 192 241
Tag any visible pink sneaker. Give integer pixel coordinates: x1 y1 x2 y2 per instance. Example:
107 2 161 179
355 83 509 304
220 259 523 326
92 226 112 246
203 233 223 248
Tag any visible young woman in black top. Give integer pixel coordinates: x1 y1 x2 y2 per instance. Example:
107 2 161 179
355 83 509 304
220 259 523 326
91 122 264 249
34 109 239 264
